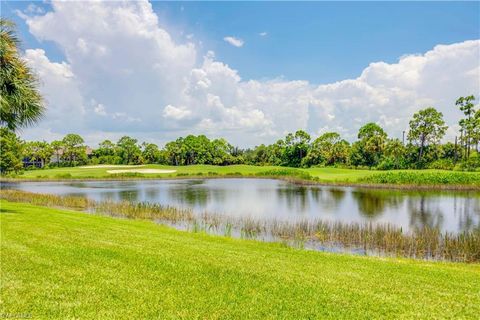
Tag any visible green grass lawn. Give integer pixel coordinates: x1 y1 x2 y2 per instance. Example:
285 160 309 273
13 164 384 181
1 200 479 319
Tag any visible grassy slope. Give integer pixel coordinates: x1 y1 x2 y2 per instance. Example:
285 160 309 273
16 164 384 181
1 201 479 319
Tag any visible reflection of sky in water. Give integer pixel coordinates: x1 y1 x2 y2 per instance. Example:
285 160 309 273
3 179 479 233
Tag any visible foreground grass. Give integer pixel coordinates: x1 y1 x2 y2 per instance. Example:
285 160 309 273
1 201 479 319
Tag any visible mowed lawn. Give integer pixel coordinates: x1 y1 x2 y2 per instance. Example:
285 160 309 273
15 164 381 181
1 201 479 319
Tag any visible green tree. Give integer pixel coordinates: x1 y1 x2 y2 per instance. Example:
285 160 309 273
0 19 44 130
23 140 53 168
474 109 480 152
439 142 460 161
379 138 406 169
0 128 23 173
303 132 349 166
183 135 212 165
141 142 160 164
456 95 477 158
210 138 232 165
250 144 269 165
93 140 119 164
267 140 285 166
349 123 387 167
96 140 116 157
62 134 86 166
116 136 142 164
50 140 63 166
165 138 185 166
408 107 447 165
283 130 310 167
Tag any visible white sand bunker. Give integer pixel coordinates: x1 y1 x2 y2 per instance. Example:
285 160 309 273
107 169 177 174
80 165 146 169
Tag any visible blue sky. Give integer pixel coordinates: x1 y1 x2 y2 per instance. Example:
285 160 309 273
1 1 479 146
4 1 479 84
153 1 480 83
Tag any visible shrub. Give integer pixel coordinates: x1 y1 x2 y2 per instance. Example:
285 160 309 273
55 173 72 178
454 152 480 172
255 168 312 180
226 172 242 176
377 157 405 170
428 159 454 170
108 172 142 178
359 171 480 185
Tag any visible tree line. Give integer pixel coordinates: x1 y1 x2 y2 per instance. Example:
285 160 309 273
1 96 479 174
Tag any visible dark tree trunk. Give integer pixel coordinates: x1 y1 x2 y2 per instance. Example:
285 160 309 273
418 134 425 165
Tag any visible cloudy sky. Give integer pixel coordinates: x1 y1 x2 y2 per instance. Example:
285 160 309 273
2 0 480 147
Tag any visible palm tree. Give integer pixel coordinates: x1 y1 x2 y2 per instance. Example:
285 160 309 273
0 18 44 130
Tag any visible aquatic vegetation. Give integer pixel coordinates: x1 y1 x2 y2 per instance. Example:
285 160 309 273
55 173 73 179
94 200 195 222
0 189 91 209
108 172 144 178
255 168 313 181
359 171 480 186
1 189 479 262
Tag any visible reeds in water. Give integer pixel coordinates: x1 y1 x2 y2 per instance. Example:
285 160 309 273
0 189 92 209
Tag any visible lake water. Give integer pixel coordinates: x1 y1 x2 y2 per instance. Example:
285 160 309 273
3 178 479 233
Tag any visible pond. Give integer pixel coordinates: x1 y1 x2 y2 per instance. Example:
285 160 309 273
3 178 479 234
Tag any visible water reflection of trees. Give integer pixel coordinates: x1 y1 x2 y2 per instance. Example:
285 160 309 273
276 186 347 213
276 186 309 212
145 187 160 200
408 196 444 230
168 186 210 206
309 187 346 211
352 190 404 218
96 191 117 202
453 195 480 233
118 189 140 202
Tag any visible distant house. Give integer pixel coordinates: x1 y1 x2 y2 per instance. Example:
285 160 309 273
22 157 43 168
50 146 94 164
86 147 94 157
50 148 63 164
19 146 95 168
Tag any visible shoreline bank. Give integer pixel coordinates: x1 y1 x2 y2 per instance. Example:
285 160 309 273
2 174 480 191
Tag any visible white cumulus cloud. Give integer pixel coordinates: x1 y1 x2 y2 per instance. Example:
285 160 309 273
163 105 192 120
223 36 244 47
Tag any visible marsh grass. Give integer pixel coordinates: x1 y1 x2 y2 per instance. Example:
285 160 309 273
1 189 479 262
359 171 480 185
0 189 91 209
255 168 314 181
